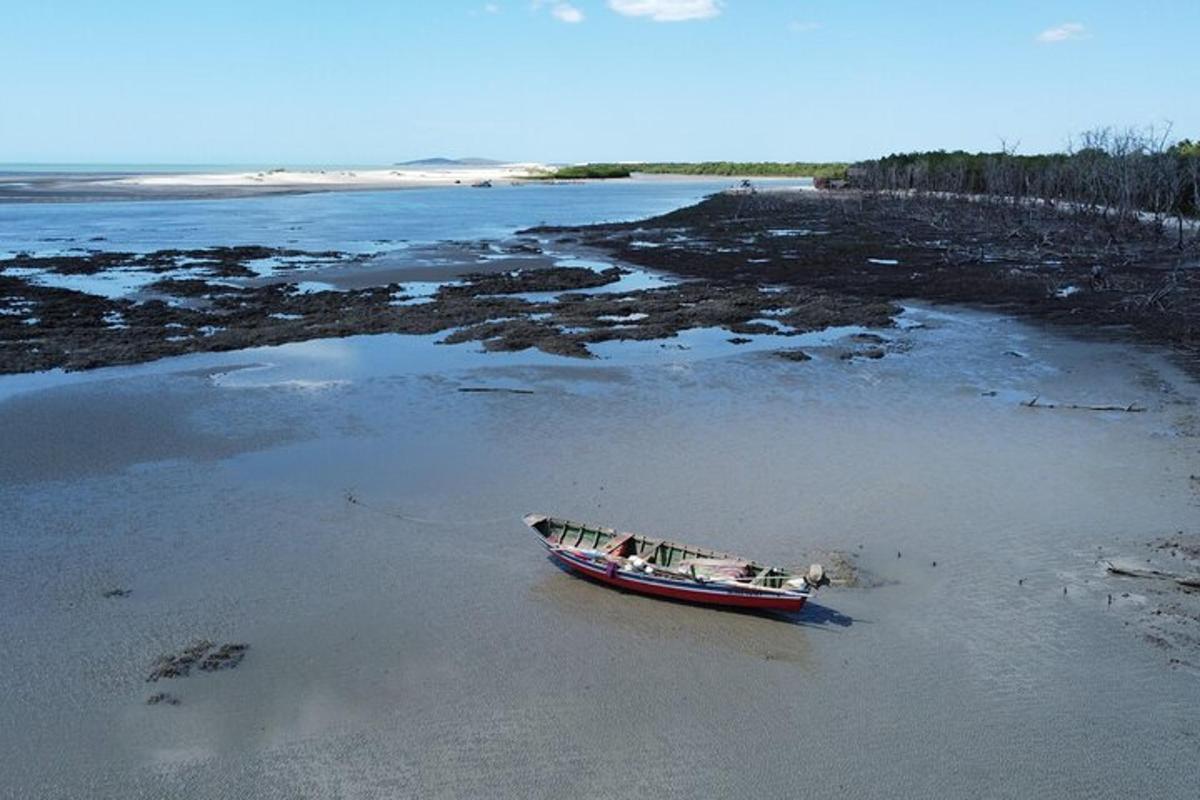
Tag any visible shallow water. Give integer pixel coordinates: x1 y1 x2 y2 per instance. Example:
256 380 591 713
2 300 1199 798
0 178 785 257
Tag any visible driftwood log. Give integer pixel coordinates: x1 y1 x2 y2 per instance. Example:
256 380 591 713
1022 396 1144 412
1104 560 1200 590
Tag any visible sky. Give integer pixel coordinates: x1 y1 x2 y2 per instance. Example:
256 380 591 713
3 0 1199 165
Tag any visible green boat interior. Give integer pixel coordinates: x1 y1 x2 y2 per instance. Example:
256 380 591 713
526 514 797 589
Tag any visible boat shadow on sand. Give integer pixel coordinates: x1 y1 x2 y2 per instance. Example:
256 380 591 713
543 555 855 631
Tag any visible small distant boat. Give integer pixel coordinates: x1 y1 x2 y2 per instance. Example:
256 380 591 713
524 514 826 612
471 179 493 188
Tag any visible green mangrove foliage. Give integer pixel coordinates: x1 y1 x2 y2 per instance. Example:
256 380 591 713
538 162 849 180
849 127 1200 220
548 164 636 179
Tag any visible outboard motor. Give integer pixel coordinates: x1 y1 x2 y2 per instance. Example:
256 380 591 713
806 563 829 589
784 563 829 591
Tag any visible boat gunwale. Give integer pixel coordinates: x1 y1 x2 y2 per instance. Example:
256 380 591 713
547 543 812 599
523 513 803 587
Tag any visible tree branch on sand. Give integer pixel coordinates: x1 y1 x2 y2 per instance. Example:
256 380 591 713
1022 395 1144 412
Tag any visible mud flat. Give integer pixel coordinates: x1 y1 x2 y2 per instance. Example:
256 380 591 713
533 189 1200 372
2 298 1200 798
3 184 1200 797
1 240 896 373
7 186 1197 379
1094 533 1200 669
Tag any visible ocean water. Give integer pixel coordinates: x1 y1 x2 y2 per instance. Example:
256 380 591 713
0 177 806 257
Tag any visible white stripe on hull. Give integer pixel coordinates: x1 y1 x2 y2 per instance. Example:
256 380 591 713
548 544 810 601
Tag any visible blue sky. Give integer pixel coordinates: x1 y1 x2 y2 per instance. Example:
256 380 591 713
3 1 1198 164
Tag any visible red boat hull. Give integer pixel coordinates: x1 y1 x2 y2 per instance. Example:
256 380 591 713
549 546 808 613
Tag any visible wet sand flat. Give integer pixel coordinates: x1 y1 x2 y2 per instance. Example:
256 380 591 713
2 305 1199 798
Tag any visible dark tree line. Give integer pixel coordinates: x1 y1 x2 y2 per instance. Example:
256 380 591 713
849 127 1200 229
540 162 849 180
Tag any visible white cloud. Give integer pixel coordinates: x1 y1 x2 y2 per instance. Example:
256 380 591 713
607 0 722 22
551 2 584 22
1036 22 1089 43
484 3 500 12
531 1 584 23
789 21 821 33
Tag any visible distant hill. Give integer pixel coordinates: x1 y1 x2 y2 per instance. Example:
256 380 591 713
393 157 504 167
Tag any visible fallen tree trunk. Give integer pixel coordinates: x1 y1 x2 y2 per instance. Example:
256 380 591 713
1023 396 1144 412
1104 560 1200 589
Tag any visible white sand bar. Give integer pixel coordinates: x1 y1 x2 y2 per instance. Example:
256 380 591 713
103 163 550 191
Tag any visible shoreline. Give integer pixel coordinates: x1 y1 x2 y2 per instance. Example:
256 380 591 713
534 189 1200 373
3 187 1199 376
0 163 550 203
0 237 897 373
0 168 813 204
5 189 1200 797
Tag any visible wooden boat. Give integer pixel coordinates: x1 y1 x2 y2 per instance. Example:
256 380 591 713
524 514 826 613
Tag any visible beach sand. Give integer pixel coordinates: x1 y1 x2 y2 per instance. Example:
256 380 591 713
108 164 548 190
2 305 1199 798
0 164 551 203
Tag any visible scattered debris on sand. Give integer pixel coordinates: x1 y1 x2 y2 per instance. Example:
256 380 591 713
199 643 249 672
146 692 181 706
1101 533 1200 670
148 640 215 681
147 640 249 681
1105 560 1200 589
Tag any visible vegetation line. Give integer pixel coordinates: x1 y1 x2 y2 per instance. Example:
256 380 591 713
533 162 849 180
533 126 1200 228
849 127 1200 224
